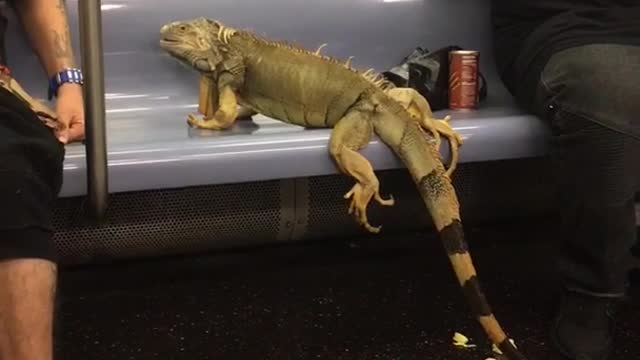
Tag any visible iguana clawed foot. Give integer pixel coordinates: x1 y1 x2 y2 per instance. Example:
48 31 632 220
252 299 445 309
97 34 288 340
328 110 396 234
344 181 394 233
420 114 464 151
187 107 237 130
417 114 464 178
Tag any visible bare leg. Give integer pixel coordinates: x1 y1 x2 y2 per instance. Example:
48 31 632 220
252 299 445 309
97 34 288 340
329 109 394 233
386 87 463 177
0 259 57 360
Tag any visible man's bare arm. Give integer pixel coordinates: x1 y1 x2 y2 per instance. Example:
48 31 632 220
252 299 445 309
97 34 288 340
11 0 85 143
13 0 76 78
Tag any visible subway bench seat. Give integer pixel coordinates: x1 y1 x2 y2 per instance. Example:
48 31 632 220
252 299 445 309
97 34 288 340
58 87 551 198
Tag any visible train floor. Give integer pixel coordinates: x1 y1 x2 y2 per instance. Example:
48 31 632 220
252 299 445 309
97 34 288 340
55 217 640 360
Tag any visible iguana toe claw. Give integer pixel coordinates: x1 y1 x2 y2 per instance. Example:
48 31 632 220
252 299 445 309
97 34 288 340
363 223 382 234
187 113 199 127
418 116 464 178
375 193 395 207
187 112 233 130
343 182 388 233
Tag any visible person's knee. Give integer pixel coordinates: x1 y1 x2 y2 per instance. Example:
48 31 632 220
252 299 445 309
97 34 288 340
541 44 637 102
538 44 640 138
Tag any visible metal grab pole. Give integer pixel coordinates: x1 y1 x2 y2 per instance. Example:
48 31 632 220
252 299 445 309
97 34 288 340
78 0 108 220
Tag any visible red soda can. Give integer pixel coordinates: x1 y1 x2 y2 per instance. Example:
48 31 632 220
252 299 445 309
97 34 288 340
448 50 480 111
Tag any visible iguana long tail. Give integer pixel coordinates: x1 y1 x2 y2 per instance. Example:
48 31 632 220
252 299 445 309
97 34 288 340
371 97 527 360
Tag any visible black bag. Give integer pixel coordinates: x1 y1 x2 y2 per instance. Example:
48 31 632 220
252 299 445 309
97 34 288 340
383 46 487 111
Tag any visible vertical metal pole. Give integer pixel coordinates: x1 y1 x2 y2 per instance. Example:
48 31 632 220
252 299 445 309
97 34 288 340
78 0 108 219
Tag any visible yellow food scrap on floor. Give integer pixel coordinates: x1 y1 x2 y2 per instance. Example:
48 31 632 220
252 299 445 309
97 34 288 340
452 332 477 348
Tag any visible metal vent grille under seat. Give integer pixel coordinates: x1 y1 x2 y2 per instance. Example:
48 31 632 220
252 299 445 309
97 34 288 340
53 157 553 266
53 181 282 265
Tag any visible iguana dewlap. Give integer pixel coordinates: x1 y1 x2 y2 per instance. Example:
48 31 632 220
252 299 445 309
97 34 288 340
159 18 527 360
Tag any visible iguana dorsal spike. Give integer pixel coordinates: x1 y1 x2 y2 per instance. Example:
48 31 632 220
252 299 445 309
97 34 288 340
314 43 327 56
362 69 379 82
344 56 354 69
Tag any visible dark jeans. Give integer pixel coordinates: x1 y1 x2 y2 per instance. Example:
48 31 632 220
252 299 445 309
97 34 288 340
524 44 640 297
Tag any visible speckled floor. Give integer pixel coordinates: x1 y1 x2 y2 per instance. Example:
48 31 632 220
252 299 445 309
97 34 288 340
54 219 640 360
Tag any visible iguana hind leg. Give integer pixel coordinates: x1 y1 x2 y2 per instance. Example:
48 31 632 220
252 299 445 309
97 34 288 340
329 109 394 233
386 87 463 177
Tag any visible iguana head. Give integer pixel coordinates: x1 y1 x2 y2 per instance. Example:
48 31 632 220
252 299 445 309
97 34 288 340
159 17 231 74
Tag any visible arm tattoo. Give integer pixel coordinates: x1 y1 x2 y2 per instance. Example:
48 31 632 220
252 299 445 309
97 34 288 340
53 0 74 62
52 30 71 59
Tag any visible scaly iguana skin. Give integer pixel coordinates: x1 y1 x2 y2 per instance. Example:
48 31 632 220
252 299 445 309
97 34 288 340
159 18 526 360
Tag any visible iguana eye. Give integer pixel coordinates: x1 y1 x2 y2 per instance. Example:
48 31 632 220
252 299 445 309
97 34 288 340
179 25 187 31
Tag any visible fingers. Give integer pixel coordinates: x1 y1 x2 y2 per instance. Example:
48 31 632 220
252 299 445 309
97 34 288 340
67 121 86 143
35 110 57 130
34 110 55 120
38 116 57 130
54 120 69 144
54 114 85 144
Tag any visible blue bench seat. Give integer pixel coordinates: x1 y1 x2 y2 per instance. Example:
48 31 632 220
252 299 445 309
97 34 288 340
59 85 550 197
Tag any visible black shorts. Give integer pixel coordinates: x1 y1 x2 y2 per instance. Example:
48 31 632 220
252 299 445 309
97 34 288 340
0 86 64 263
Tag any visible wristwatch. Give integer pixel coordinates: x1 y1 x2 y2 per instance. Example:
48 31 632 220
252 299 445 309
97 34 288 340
48 67 84 100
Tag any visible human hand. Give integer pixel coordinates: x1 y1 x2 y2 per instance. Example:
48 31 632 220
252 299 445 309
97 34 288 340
55 83 85 144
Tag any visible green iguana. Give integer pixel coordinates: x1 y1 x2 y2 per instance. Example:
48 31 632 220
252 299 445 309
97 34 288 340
159 18 527 360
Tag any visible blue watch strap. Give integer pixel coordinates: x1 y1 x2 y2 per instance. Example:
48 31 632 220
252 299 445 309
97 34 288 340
48 68 84 100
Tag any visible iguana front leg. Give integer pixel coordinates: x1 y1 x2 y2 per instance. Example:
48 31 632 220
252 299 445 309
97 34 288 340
386 87 463 177
188 58 246 130
198 76 255 121
329 107 395 233
188 81 239 129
